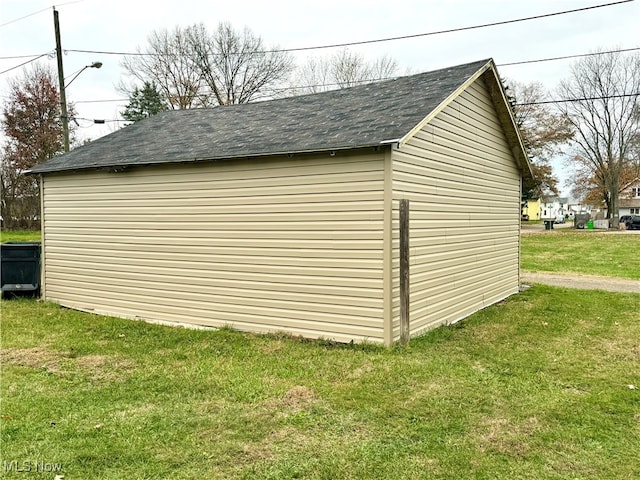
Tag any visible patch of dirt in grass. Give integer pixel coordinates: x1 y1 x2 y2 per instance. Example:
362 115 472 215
75 353 107 368
1 347 133 381
472 360 492 375
1 347 62 373
544 444 601 478
594 336 640 363
83 356 134 381
236 441 275 464
476 416 541 457
281 385 316 409
263 385 319 417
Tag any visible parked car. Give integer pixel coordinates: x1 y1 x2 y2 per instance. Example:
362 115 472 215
619 215 640 230
554 214 566 224
521 214 530 221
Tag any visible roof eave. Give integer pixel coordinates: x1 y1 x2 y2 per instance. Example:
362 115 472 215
30 143 392 175
480 61 534 182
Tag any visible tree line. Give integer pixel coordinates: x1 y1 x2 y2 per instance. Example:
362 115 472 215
2 21 639 229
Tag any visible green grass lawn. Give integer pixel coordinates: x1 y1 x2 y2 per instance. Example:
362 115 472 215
2 287 639 479
521 230 640 279
0 229 41 243
2 228 639 477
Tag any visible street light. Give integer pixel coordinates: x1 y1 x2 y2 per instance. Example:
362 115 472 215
58 61 102 152
65 62 102 89
54 6 103 152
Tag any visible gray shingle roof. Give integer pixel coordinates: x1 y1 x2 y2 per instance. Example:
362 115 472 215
31 59 493 174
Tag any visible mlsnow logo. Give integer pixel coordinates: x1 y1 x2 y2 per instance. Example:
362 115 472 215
2 459 63 474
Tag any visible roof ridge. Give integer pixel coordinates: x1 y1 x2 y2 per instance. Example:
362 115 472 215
155 58 494 115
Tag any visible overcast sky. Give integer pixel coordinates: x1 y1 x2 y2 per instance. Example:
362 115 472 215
1 0 639 193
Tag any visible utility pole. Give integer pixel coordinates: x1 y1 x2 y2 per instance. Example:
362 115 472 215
53 8 69 152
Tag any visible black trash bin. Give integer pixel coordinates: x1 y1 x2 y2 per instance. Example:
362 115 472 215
544 220 554 230
1 242 41 298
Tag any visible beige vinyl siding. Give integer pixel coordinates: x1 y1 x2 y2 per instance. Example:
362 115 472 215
42 151 386 343
391 76 521 340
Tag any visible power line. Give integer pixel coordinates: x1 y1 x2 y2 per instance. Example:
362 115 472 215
73 93 640 126
516 93 640 106
0 6 50 28
0 52 53 75
64 0 635 57
69 57 640 108
6 0 629 120
9 44 639 70
63 45 640 105
75 98 128 104
1 0 635 84
500 47 640 67
61 43 640 112
2 0 634 82
0 53 54 60
0 1 86 28
74 116 126 123
265 0 638 54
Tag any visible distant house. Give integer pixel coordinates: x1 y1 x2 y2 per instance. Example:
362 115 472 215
541 197 569 220
619 181 640 216
30 59 532 345
522 199 541 220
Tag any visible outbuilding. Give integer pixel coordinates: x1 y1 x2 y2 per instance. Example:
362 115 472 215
31 58 532 345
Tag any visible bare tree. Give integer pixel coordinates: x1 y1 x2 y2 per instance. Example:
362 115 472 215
331 49 397 88
121 22 294 109
557 50 640 224
290 48 399 95
508 80 573 199
293 56 332 94
188 22 294 105
121 26 206 109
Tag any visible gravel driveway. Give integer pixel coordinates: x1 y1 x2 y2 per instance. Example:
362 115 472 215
521 272 640 293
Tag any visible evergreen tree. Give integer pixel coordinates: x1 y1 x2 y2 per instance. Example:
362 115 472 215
122 81 168 123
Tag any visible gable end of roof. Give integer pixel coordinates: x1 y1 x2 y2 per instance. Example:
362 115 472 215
398 59 532 181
